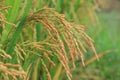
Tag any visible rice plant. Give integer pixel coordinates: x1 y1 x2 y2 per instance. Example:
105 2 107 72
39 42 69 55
0 0 98 80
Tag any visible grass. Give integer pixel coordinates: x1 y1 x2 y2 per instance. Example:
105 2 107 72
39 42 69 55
0 0 99 80
1 0 119 80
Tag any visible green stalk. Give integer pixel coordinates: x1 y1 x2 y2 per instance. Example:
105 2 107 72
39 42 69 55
35 0 43 41
36 23 42 41
56 0 63 12
6 0 33 54
6 17 26 54
1 0 22 44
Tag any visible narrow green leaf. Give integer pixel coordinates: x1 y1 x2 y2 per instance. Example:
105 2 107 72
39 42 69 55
56 0 63 12
6 0 33 54
1 0 22 44
36 23 42 41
